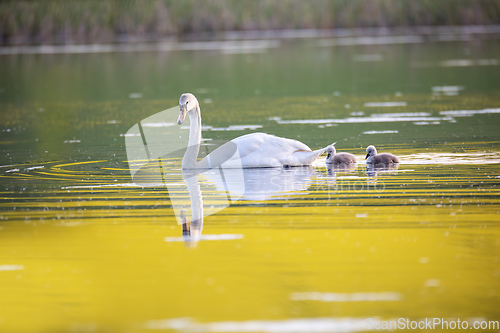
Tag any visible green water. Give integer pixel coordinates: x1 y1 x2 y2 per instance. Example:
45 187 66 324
1 35 500 332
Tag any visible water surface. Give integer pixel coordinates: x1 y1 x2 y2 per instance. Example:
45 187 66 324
1 34 499 332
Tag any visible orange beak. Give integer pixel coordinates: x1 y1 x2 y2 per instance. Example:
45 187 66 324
177 104 187 125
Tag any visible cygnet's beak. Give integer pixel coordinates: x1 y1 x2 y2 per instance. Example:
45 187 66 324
177 104 187 125
365 153 369 159
326 152 331 160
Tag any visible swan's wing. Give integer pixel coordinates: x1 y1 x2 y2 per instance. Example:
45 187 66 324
230 133 317 167
231 132 311 159
286 145 329 166
201 132 319 168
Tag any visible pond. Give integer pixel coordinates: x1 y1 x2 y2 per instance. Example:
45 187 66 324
0 31 499 332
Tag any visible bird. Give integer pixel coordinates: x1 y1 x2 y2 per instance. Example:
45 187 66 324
365 145 399 165
177 93 334 168
325 145 357 165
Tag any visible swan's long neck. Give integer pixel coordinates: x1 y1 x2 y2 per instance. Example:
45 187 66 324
185 172 203 232
182 105 202 168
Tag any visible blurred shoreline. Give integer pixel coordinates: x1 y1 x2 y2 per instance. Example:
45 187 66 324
1 25 500 55
1 0 500 47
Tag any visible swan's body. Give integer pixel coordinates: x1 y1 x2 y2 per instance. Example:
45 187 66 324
365 145 399 165
326 146 357 165
177 93 332 168
226 132 328 168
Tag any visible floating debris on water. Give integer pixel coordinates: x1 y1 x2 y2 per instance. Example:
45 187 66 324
144 316 372 332
405 152 500 164
208 125 263 131
290 291 402 302
374 112 430 117
414 121 440 125
164 234 244 242
61 183 147 190
364 102 407 107
54 222 90 227
270 108 499 126
273 114 442 125
363 130 399 135
0 265 24 271
440 59 498 67
432 86 464 96
439 108 500 117
25 166 44 172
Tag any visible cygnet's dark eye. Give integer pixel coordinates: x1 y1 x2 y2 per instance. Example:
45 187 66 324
186 101 189 104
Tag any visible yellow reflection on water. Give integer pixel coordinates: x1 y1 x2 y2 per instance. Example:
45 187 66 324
0 158 499 332
0 207 498 332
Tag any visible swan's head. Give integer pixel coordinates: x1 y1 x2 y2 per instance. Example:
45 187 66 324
325 145 337 163
178 93 199 125
365 145 377 159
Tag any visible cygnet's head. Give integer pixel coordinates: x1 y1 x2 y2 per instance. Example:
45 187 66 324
326 145 337 163
178 93 199 125
365 145 377 159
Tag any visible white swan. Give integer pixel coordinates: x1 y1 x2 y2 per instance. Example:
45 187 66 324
177 93 334 168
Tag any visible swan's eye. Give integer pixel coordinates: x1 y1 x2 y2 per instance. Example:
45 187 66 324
186 101 189 104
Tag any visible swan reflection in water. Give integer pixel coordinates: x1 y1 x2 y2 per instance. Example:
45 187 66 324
326 162 357 177
366 163 400 186
204 166 315 201
127 143 316 247
178 169 204 246
176 165 315 246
